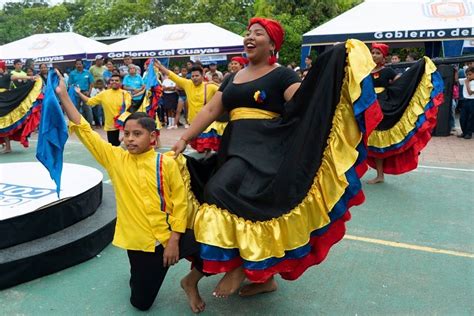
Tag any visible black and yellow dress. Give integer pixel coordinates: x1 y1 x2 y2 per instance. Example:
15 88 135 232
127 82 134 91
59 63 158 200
0 78 43 147
176 40 382 282
367 57 444 174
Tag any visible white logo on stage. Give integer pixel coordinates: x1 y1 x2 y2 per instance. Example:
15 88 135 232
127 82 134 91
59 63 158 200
0 183 55 208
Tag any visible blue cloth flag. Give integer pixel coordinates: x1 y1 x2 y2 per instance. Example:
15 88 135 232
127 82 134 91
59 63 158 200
36 70 69 197
145 58 159 90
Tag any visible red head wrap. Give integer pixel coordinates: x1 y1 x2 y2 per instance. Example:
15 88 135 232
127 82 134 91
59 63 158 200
247 17 284 65
0 60 5 71
231 56 248 67
371 43 389 57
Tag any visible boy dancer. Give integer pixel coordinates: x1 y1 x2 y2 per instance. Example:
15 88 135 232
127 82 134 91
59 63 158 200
54 71 206 313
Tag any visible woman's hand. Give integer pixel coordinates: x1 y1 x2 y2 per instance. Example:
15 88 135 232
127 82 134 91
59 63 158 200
171 138 188 158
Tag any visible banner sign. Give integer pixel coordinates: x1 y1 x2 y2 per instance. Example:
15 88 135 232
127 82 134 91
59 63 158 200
303 27 474 45
104 45 244 59
3 53 87 66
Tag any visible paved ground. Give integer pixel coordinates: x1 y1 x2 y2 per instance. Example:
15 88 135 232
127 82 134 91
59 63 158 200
1 125 473 315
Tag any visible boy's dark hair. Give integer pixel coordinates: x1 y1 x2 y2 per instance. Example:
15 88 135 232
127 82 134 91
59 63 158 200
190 65 203 75
124 112 156 132
466 66 474 74
95 79 104 84
110 74 121 80
306 55 312 60
13 59 22 65
75 59 83 64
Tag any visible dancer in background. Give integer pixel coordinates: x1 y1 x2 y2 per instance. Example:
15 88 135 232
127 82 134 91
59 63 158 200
0 60 41 153
75 74 131 146
367 43 443 183
155 62 219 153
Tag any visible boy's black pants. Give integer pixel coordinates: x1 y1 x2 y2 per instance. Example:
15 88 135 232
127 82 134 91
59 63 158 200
127 229 203 311
460 99 474 136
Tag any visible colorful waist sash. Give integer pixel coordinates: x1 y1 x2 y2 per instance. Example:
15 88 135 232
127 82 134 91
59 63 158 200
230 107 280 121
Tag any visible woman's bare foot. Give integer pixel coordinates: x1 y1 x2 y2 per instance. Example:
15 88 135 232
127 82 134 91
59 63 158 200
213 266 246 298
0 148 11 154
367 176 384 184
181 270 205 313
239 277 278 297
368 158 385 184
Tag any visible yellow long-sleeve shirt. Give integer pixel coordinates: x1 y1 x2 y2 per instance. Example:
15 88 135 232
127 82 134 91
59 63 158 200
86 88 131 131
168 71 218 123
70 117 188 252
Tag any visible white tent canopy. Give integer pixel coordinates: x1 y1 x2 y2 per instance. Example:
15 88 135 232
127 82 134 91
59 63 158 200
303 0 474 46
0 32 108 65
97 23 244 60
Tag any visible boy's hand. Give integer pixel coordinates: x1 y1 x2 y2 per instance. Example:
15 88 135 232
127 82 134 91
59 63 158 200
163 238 180 267
54 69 67 96
74 86 81 94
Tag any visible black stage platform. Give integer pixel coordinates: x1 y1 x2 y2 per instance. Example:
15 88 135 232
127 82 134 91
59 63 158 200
0 163 116 290
0 183 103 249
0 184 115 290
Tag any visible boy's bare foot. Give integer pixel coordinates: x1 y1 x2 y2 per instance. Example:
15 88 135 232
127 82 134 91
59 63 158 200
367 176 384 184
181 275 205 313
0 149 12 154
213 266 246 298
239 277 278 297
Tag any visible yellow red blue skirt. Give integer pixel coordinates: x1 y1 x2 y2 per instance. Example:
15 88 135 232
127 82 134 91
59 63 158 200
367 57 444 174
0 79 43 147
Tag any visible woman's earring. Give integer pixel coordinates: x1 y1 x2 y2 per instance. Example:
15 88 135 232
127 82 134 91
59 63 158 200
268 50 277 65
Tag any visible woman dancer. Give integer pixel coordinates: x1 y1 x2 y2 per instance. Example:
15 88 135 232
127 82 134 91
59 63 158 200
173 18 381 298
0 60 41 153
367 43 443 183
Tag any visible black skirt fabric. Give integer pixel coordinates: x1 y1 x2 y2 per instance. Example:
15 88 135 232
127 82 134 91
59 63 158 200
0 81 36 116
375 60 426 131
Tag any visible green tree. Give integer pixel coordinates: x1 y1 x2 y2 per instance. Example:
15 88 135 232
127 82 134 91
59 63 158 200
275 13 311 65
73 0 156 37
249 0 361 64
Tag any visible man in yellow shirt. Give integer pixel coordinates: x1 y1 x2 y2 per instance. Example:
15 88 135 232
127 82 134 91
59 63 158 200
156 63 218 124
155 62 219 153
75 74 131 146
55 73 206 313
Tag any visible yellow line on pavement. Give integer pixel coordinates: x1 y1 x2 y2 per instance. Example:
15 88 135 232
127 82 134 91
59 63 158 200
345 235 474 258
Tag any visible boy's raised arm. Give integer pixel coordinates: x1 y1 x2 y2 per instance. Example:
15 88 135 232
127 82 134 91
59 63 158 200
54 70 82 124
54 69 120 168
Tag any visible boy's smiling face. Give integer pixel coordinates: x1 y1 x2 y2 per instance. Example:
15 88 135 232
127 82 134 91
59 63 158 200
123 119 156 154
